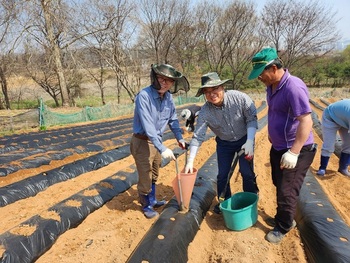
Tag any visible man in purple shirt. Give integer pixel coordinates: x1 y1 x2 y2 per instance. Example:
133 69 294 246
130 63 189 219
248 48 317 243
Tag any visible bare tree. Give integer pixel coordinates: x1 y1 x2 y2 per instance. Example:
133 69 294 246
74 0 138 103
74 1 111 106
221 2 262 89
103 0 139 103
0 0 22 109
192 1 221 72
136 0 191 65
18 0 75 106
23 50 62 107
260 0 340 68
19 0 118 107
40 0 71 106
171 19 201 76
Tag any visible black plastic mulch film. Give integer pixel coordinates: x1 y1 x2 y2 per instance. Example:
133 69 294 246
127 153 217 263
0 101 349 263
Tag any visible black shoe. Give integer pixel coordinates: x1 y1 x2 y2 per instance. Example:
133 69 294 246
213 204 221 214
265 217 296 229
265 217 275 227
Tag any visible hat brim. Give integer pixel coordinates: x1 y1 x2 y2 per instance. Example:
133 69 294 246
170 76 190 94
248 65 266 80
152 64 182 80
195 79 233 97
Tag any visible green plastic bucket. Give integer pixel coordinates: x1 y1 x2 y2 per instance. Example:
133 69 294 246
219 192 259 231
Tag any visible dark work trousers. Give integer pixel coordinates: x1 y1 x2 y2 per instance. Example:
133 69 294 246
216 136 259 200
270 144 317 234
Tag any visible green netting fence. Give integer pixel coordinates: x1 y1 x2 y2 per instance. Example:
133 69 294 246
39 96 204 129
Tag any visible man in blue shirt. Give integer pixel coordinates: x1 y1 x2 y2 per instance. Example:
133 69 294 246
248 47 317 244
316 99 350 177
130 63 189 219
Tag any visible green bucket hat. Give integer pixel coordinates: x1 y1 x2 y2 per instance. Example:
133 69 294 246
195 72 233 97
151 64 190 93
151 64 183 80
248 48 279 80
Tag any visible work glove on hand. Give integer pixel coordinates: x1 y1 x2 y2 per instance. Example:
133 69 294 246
280 150 299 169
178 139 187 150
184 145 199 173
184 159 194 173
241 139 254 160
161 148 175 160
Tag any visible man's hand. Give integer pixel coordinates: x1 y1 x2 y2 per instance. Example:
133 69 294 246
241 139 254 160
280 150 299 169
184 160 194 173
184 145 198 173
161 148 175 160
178 139 187 150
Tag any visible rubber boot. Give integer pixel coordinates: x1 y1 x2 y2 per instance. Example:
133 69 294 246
338 152 350 176
149 183 166 208
139 193 159 219
316 156 330 176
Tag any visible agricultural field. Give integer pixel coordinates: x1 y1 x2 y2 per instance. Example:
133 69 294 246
0 89 349 263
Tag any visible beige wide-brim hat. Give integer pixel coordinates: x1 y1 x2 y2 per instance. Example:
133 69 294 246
195 72 233 97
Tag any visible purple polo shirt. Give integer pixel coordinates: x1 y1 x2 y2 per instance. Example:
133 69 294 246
267 69 314 150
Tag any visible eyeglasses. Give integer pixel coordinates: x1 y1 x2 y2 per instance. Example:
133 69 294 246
157 76 175 84
258 64 275 78
203 86 221 95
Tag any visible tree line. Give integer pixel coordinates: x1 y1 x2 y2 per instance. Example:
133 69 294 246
0 0 345 109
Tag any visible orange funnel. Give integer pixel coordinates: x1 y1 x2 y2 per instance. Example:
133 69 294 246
172 168 197 212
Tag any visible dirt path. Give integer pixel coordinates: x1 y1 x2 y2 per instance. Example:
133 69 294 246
1 97 349 263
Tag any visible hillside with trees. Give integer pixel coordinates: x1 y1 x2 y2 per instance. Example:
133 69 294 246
0 0 348 110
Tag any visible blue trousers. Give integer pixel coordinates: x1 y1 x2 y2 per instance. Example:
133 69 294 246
215 136 259 200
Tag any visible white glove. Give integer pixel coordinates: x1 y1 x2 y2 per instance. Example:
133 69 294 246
241 139 254 159
184 145 199 173
184 160 194 173
280 150 299 169
161 148 175 160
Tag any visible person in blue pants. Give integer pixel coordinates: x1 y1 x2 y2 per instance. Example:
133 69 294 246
184 72 259 214
316 99 350 177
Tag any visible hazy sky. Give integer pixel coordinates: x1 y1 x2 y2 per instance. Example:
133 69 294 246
255 0 350 41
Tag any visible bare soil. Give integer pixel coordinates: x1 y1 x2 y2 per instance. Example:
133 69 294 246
0 96 349 263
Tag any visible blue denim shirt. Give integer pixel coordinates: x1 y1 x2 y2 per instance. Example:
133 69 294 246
133 85 183 153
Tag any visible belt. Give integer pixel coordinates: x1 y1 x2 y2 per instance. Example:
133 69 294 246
133 133 149 140
301 143 317 152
